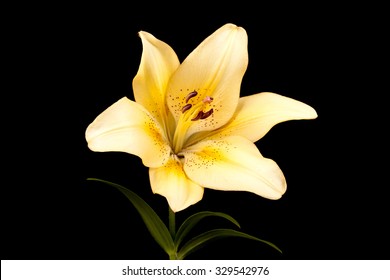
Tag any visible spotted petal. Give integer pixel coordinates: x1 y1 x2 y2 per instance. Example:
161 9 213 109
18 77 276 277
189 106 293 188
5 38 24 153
182 136 286 199
167 23 248 138
86 97 171 168
149 156 204 212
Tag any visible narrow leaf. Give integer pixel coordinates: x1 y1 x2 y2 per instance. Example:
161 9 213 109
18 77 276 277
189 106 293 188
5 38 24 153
177 228 282 260
87 178 175 255
175 211 240 250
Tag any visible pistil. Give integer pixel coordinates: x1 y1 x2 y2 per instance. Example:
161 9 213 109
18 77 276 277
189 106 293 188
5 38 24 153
172 90 215 153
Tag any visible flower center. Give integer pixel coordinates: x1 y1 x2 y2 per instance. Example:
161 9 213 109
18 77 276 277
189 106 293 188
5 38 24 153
173 90 214 153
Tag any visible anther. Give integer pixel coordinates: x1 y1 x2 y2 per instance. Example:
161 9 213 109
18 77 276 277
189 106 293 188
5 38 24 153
185 91 198 103
200 108 214 119
191 111 204 121
181 103 192 113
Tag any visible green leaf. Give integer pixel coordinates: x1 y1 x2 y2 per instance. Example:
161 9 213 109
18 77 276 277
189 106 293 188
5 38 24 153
177 228 282 260
174 211 240 250
87 178 175 256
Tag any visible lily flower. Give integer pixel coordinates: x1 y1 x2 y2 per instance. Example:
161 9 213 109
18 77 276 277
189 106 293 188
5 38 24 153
86 23 317 213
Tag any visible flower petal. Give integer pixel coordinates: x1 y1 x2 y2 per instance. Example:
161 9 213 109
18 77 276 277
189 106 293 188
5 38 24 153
167 23 248 136
133 31 180 128
188 92 318 144
86 97 171 168
182 136 286 200
149 156 204 212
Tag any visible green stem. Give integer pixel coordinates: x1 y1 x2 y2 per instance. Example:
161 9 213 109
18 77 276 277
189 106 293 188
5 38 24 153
169 207 176 239
168 207 178 260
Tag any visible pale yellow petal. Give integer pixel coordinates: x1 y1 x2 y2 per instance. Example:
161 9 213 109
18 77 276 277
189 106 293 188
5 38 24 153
182 136 286 200
224 92 318 142
149 156 204 212
188 92 318 145
167 23 248 137
85 97 171 168
133 31 180 127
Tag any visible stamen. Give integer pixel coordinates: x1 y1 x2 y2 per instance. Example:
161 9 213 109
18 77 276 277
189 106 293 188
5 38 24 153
181 103 192 113
203 96 213 104
200 108 214 119
191 111 204 121
185 91 198 103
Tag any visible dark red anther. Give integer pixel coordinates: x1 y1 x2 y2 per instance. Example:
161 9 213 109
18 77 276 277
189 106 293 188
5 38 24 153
200 108 214 119
191 111 204 121
181 103 192 113
185 91 198 103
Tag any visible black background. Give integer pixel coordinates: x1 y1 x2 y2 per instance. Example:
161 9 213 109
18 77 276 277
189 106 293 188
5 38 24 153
3 3 388 260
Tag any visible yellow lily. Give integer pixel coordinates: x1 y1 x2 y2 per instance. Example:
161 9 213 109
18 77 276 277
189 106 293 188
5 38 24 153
86 23 317 213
